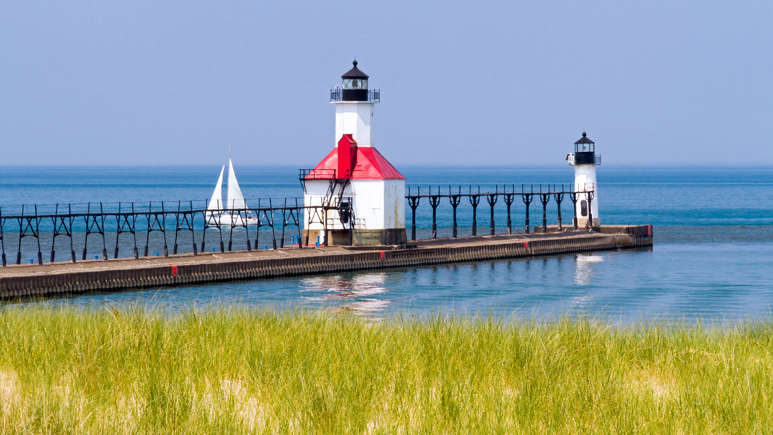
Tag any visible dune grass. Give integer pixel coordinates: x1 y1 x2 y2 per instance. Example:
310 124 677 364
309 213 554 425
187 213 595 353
0 307 771 433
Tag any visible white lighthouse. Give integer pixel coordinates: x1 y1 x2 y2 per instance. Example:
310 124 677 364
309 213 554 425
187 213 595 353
301 61 406 246
566 132 600 228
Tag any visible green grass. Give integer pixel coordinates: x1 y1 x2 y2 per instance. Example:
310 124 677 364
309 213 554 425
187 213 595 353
0 308 772 433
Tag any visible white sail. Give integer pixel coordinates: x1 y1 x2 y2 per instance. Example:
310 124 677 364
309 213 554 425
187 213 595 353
226 158 247 210
207 165 225 212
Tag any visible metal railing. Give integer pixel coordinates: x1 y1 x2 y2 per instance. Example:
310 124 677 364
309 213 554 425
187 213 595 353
0 199 318 266
0 183 597 266
298 168 336 181
405 184 596 240
329 88 381 102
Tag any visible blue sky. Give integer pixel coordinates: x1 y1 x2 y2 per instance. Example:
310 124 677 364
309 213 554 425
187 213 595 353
1 1 771 166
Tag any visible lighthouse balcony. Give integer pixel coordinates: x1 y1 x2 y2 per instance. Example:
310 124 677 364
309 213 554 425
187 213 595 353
299 168 337 181
330 87 381 102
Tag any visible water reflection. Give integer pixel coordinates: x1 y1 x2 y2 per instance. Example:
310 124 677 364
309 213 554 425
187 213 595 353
300 272 389 317
15 243 773 326
574 254 604 286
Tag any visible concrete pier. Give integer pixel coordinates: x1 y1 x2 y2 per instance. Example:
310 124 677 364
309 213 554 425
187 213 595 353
0 225 652 299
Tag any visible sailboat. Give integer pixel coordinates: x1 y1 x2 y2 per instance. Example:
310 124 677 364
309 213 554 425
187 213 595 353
206 158 259 226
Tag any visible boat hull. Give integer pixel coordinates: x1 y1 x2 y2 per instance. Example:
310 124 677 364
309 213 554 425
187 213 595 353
206 213 259 226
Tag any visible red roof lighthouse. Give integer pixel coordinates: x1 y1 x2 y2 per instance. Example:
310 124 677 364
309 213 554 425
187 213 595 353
301 61 406 246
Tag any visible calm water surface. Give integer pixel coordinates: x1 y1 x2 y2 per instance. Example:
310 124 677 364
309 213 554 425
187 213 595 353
3 166 773 324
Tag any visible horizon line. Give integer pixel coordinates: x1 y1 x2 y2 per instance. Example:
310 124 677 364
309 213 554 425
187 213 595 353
1 163 773 169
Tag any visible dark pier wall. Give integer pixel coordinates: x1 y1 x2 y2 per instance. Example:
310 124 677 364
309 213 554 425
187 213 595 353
0 226 652 300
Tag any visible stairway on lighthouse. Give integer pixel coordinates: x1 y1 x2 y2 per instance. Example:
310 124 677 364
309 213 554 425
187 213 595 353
323 176 353 229
299 134 360 245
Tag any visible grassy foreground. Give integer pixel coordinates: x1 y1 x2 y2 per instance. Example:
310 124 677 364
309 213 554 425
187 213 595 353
0 308 772 433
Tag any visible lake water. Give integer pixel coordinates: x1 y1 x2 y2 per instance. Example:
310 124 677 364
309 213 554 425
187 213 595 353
2 165 773 324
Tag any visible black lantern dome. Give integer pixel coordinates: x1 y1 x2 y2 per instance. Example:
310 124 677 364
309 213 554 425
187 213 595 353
573 132 599 165
340 60 369 101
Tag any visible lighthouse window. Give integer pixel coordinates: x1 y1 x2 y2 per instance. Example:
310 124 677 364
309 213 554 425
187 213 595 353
575 143 595 153
580 200 588 217
343 79 367 89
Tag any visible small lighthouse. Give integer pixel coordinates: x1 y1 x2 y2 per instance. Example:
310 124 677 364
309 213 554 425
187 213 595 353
301 61 406 246
566 132 601 228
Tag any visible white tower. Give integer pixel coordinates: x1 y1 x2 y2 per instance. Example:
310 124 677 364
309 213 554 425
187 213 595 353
301 61 406 246
333 60 375 148
566 132 600 228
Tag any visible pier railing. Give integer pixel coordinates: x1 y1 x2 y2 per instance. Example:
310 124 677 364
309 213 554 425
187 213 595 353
0 184 595 266
0 198 317 266
405 184 595 240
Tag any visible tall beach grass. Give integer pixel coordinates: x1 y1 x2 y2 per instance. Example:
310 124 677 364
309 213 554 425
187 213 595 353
0 307 771 433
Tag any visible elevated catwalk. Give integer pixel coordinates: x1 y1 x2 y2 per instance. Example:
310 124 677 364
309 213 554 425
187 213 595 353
0 225 652 299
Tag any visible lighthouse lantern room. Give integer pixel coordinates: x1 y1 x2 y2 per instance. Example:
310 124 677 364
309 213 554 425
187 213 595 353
301 61 406 246
566 132 601 228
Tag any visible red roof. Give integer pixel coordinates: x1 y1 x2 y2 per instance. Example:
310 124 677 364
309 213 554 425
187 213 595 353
306 146 405 180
